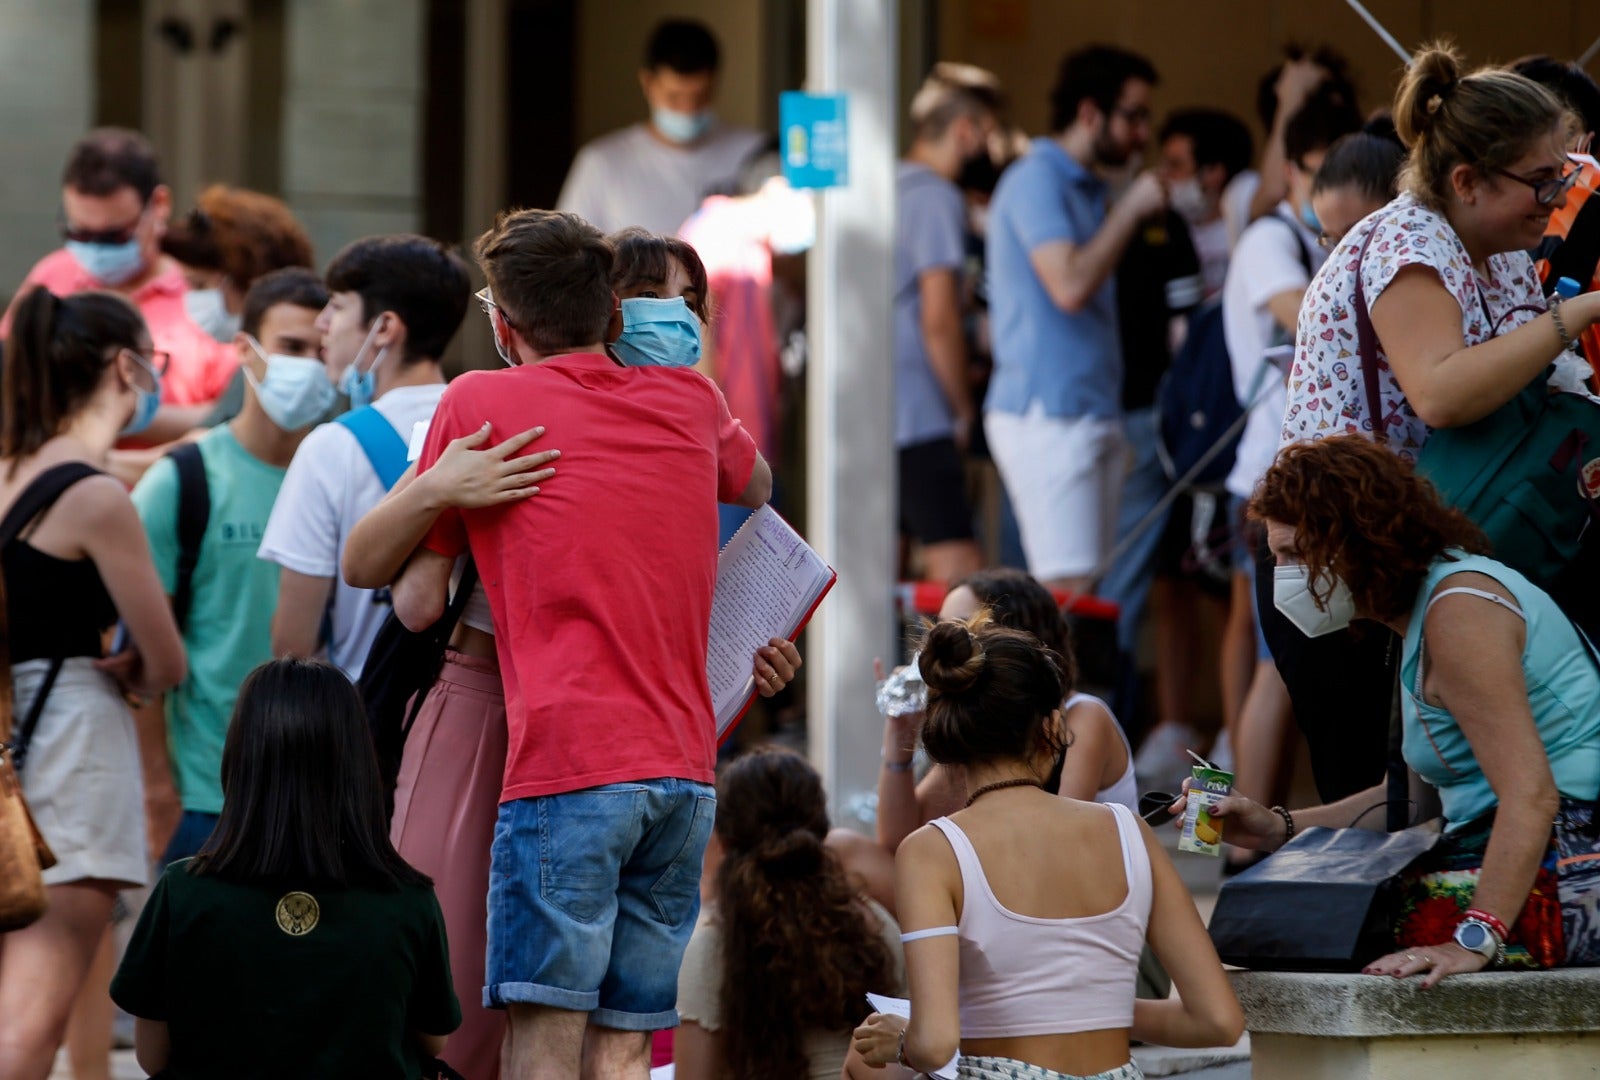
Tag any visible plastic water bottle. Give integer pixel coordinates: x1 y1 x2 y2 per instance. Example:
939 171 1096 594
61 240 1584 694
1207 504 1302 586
875 656 928 717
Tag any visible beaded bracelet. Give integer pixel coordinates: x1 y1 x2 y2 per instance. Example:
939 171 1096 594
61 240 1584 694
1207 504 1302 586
1270 805 1296 846
1551 295 1574 353
881 755 915 773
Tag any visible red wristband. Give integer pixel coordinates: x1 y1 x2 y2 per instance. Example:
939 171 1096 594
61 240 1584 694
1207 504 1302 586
1463 908 1509 942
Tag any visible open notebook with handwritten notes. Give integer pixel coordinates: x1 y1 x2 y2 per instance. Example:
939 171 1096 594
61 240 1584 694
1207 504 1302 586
708 505 835 741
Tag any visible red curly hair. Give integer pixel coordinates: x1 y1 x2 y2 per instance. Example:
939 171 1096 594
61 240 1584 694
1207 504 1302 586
1249 436 1489 622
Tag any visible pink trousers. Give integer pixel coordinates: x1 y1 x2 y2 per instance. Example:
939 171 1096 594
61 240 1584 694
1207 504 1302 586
392 651 509 1080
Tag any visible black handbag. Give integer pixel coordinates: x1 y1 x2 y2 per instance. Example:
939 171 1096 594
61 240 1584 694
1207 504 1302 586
1205 822 1440 971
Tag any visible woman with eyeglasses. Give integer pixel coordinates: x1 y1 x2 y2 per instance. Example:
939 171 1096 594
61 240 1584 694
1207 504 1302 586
1260 44 1600 810
0 287 186 1079
1282 43 1597 457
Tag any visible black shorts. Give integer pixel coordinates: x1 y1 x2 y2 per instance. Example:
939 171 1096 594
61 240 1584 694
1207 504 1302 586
898 437 975 545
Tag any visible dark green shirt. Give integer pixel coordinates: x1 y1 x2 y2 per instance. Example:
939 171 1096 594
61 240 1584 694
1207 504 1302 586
112 860 460 1079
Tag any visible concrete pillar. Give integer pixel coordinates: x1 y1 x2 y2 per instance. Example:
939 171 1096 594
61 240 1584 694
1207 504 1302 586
804 0 899 828
0 0 94 302
280 0 425 262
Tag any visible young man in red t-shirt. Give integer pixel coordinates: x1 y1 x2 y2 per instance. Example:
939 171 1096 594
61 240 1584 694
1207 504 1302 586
408 209 770 1078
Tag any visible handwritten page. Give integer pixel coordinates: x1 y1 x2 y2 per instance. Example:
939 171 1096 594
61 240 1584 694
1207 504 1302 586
707 505 835 735
865 994 960 1080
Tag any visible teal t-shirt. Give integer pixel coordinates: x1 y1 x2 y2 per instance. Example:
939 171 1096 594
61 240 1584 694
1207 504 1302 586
132 425 287 814
111 860 460 1080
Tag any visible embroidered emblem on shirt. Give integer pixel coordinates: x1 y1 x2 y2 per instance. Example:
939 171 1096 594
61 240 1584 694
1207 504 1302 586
1581 456 1600 501
275 891 320 936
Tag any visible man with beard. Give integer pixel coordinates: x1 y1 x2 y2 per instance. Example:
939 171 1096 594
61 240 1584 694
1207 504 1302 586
983 46 1165 599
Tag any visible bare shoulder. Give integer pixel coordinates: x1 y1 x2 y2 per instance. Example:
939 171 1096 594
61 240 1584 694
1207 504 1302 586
56 471 136 526
1424 569 1525 645
900 820 956 863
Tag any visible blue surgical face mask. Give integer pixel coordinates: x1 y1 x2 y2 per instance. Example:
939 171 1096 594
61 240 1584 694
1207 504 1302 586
185 287 241 342
337 319 388 410
66 238 146 287
612 297 703 368
1299 201 1322 234
244 337 338 431
120 351 163 435
652 106 713 145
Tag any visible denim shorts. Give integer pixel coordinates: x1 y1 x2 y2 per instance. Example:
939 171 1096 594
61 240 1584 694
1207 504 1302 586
484 777 716 1030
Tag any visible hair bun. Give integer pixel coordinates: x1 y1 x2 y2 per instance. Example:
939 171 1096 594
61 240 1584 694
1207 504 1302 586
919 619 987 695
1395 43 1463 146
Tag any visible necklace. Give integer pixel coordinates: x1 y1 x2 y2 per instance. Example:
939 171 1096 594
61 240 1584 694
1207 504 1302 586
965 776 1042 807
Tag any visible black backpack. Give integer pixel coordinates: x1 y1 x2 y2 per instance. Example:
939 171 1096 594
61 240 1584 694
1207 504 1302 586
167 443 210 631
1157 214 1313 486
357 562 479 808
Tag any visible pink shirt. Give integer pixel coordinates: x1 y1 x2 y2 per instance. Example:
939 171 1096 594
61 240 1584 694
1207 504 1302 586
2 249 236 406
680 197 781 462
417 354 759 801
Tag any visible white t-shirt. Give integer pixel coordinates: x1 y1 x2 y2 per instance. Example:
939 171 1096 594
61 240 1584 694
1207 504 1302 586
1221 170 1261 251
257 383 447 680
1222 204 1325 499
556 122 766 236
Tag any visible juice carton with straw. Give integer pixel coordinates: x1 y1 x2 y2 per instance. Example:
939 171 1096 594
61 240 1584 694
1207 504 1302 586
1179 758 1234 857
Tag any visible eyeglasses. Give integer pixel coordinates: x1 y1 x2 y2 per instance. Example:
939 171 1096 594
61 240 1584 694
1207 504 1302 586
58 207 146 246
121 347 169 392
475 286 516 328
1112 105 1152 126
1489 156 1582 208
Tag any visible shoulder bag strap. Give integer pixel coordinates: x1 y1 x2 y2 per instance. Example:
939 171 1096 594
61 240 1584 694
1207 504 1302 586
0 463 104 771
168 442 210 631
1350 219 1390 444
1271 211 1315 276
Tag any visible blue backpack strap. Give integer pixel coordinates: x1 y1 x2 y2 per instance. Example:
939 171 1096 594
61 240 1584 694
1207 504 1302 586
167 442 210 631
335 407 410 490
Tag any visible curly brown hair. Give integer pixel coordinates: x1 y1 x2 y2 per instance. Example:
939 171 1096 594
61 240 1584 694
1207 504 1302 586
1249 436 1488 622
714 748 897 1080
162 185 313 289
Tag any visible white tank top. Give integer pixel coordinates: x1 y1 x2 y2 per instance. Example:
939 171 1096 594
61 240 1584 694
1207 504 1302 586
929 804 1152 1038
1063 692 1138 813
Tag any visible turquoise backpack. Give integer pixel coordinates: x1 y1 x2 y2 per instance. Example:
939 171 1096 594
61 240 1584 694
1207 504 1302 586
1352 220 1600 594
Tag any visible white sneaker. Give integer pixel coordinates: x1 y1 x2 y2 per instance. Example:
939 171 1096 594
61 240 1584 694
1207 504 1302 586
1209 731 1234 775
1134 722 1203 792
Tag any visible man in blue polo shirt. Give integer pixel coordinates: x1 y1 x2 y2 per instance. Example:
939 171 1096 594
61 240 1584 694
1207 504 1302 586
984 46 1165 597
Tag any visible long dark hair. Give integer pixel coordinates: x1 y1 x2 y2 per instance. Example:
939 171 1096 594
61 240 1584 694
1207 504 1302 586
190 658 429 889
715 749 897 1080
2 287 145 476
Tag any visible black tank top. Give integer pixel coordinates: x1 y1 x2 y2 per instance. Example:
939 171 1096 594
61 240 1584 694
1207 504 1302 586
1 463 119 663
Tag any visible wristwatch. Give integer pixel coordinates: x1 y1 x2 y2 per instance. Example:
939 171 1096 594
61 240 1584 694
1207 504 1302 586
1453 916 1505 965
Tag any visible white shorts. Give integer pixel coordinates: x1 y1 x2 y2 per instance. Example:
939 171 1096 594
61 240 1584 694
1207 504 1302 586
15 657 148 889
985 404 1128 581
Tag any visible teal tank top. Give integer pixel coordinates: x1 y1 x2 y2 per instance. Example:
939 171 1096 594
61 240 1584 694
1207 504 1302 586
1400 552 1600 829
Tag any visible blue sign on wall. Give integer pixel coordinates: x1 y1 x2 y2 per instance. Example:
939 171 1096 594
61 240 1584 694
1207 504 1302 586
780 92 849 189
